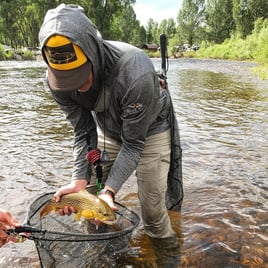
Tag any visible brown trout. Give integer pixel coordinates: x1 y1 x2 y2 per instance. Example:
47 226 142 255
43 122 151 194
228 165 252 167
40 190 116 224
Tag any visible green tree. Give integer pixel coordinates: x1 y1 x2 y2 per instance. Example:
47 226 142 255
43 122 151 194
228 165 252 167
0 0 60 48
177 0 206 46
205 0 234 44
113 0 142 44
158 18 177 41
0 0 178 51
85 0 119 39
0 0 22 47
146 19 159 44
233 0 268 38
139 26 147 45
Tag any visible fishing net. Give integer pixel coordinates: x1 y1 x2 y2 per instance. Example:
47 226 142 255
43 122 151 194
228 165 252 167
21 191 140 268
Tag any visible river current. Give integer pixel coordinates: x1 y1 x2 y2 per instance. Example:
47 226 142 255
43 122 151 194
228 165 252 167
0 58 267 267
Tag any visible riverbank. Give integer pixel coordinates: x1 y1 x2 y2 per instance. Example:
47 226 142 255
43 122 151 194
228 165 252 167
1 43 267 81
147 49 268 81
195 19 268 80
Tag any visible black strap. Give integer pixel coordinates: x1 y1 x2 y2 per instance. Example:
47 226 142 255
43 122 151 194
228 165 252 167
94 48 140 112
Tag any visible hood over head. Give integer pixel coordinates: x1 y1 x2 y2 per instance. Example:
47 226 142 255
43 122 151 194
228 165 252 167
39 4 104 92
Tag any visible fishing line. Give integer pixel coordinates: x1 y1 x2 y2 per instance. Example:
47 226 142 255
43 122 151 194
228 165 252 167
100 88 110 163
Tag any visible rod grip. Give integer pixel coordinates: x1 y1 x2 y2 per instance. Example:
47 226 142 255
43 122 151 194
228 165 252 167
160 33 167 75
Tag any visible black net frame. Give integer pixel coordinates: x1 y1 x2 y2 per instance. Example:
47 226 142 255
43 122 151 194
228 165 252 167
22 192 140 242
20 192 140 267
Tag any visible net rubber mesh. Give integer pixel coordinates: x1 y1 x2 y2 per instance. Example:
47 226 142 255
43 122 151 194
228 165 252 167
24 191 140 267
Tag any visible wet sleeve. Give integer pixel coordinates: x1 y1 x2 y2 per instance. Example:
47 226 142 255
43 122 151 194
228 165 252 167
50 90 97 182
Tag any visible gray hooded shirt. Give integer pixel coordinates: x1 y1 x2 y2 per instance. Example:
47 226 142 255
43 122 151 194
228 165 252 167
39 4 178 197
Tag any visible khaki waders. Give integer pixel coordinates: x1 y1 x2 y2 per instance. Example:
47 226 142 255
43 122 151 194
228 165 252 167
94 129 175 239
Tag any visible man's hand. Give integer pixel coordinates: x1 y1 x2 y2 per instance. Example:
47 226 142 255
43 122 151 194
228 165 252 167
98 191 117 211
91 187 118 227
54 179 88 216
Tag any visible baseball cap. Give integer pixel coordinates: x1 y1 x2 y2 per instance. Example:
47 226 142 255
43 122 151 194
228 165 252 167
43 35 92 91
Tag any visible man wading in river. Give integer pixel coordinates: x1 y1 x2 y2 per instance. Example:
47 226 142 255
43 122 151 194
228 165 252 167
39 3 183 242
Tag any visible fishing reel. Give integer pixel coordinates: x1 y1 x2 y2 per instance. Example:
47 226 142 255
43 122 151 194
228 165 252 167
86 148 110 191
86 148 110 164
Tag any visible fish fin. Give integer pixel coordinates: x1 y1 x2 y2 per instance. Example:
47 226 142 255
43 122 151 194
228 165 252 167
74 211 82 221
81 210 95 219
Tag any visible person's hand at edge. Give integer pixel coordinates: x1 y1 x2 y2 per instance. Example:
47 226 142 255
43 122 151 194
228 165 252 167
53 179 88 216
0 208 22 247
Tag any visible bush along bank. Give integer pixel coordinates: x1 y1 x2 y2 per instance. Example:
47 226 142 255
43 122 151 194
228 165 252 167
0 44 37 60
196 18 268 80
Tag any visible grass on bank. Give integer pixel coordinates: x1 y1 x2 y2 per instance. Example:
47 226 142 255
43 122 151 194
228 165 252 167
0 45 35 60
196 18 268 79
1 19 267 79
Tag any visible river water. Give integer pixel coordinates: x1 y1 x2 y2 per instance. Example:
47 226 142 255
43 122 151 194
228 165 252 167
0 58 267 268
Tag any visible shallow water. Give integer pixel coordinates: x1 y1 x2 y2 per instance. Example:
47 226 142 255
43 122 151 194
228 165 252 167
0 59 267 267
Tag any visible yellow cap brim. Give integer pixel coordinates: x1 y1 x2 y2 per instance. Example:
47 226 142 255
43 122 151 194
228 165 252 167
44 35 87 70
